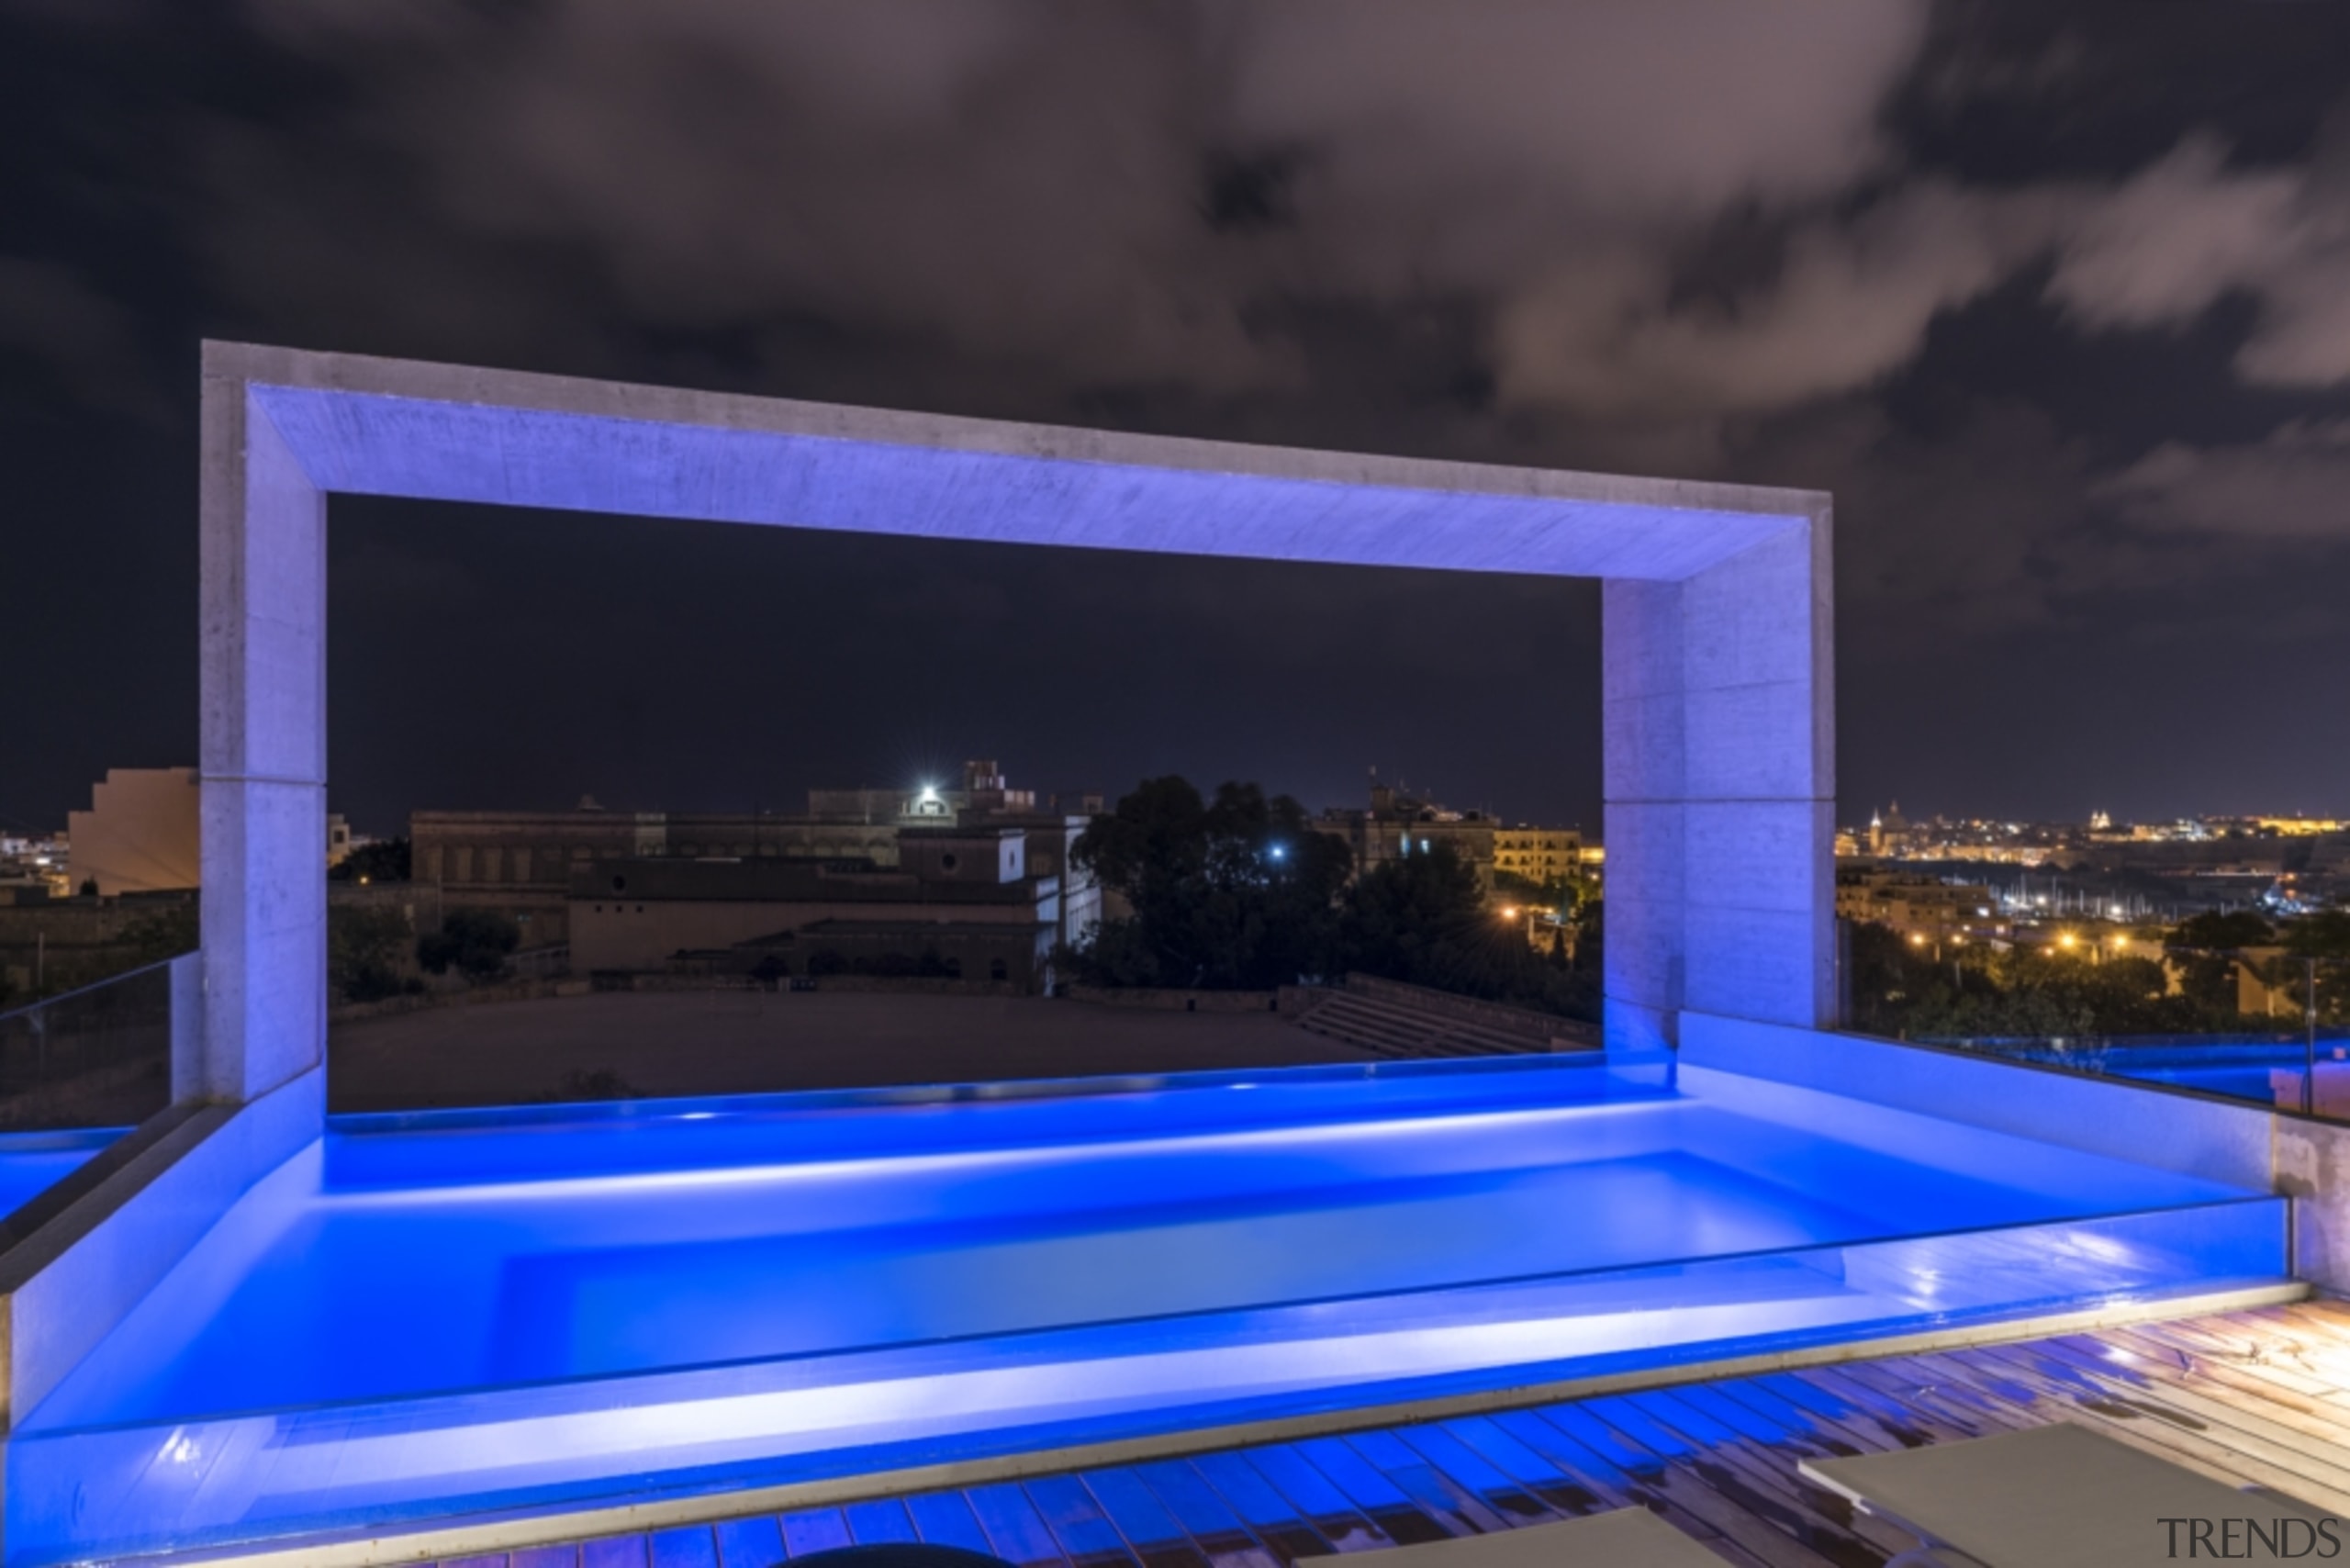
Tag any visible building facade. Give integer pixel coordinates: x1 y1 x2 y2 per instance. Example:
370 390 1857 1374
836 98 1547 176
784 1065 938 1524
1492 826 1587 887
67 767 200 896
569 824 1060 988
1312 783 1499 884
411 762 1101 956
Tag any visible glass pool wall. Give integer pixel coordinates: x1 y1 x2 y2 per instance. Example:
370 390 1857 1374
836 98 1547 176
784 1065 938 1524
0 959 173 1235
5 1055 2288 1565
1923 1032 2350 1113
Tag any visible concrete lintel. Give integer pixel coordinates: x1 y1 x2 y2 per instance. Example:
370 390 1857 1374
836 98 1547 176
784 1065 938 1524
199 341 1835 1096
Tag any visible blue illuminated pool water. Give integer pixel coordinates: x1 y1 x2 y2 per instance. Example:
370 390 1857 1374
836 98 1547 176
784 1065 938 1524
0 1126 123 1219
9 1058 2285 1563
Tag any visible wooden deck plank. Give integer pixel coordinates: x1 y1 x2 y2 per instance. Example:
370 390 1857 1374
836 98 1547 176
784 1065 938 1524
1342 1428 1530 1533
2113 1320 2350 1439
1534 1402 1852 1568
843 1499 922 1546
582 1539 651 1568
904 1491 999 1557
1427 1415 1611 1517
1801 1361 2009 1442
1591 1393 1890 1568
1024 1473 1142 1568
1629 1390 1917 1566
1121 1460 1287 1568
1487 1406 1729 1543
1079 1469 1218 1568
1928 1342 2301 1499
711 1516 786 1568
778 1509 854 1560
1691 1379 1871 1461
1971 1336 2350 1508
963 1483 1071 1568
648 1527 721 1568
1751 1371 1932 1453
1779 1368 1956 1450
1388 1422 1569 1524
1178 1452 1352 1560
2037 1331 2350 1465
2122 1316 2350 1402
1249 1441 1448 1547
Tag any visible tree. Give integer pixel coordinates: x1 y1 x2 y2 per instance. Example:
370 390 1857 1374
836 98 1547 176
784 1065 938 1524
2283 908 2350 962
1070 777 1352 989
2172 910 2276 949
2167 910 2274 1013
332 837 411 883
1339 842 1595 1018
417 908 520 981
2274 908 2350 1027
1851 919 2238 1042
330 905 415 1002
118 903 199 965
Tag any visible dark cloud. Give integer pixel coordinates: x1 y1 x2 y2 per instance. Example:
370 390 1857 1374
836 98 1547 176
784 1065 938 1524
2 0 2347 832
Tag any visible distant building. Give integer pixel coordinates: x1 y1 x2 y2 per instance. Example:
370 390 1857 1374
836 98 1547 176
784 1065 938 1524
59 771 372 899
1313 782 1500 884
411 761 1101 954
1492 826 1588 887
570 824 1062 988
68 767 200 896
1836 866 2001 944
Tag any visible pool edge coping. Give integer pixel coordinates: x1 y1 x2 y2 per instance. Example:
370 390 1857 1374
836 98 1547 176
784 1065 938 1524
122 1278 2311 1568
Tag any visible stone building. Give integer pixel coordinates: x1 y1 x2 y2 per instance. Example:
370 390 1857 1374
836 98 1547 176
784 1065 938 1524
1313 782 1500 885
1492 825 1589 887
410 762 1100 954
67 767 200 896
570 825 1063 988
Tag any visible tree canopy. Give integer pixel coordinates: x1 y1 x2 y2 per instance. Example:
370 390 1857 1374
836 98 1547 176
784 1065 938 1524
1067 777 1596 1020
417 908 520 981
1071 777 1350 990
331 837 411 883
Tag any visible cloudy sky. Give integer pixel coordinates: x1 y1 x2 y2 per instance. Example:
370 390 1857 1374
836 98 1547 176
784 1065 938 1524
4 1 2347 837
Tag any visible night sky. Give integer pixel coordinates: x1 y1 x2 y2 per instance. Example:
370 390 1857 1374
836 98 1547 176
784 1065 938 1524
5 3 2348 840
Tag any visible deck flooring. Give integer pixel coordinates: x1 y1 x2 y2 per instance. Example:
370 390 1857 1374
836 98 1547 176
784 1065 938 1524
431 1302 2350 1568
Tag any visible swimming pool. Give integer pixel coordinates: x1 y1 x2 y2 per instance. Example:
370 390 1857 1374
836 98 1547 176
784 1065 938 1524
8 1058 2284 1563
0 1126 124 1221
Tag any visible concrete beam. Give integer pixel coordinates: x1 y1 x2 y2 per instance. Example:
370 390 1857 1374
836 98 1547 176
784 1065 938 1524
198 341 1834 1099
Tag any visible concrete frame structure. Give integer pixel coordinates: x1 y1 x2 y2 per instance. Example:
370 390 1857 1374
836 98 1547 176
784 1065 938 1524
196 340 1833 1111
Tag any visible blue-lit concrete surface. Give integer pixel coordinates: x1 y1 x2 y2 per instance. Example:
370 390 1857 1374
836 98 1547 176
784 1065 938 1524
0 1127 124 1220
196 343 1835 1108
7 1058 2283 1563
1927 1035 2350 1108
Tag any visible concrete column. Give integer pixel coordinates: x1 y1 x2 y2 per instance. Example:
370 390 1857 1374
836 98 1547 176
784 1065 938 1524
198 364 327 1103
1602 513 1835 1053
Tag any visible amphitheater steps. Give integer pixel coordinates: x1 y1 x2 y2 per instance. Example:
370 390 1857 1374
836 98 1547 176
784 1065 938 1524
1292 989 1558 1059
